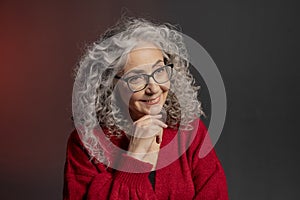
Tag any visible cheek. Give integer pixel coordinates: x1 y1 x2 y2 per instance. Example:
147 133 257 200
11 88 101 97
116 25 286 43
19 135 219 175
161 81 171 91
129 92 143 107
116 83 132 106
162 91 169 103
160 83 170 95
161 84 170 102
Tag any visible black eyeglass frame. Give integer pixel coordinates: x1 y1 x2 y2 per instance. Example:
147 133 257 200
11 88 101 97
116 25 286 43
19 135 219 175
114 63 174 92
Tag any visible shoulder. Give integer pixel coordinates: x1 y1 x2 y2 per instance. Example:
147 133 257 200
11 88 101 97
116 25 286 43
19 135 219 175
182 118 213 158
180 118 208 145
66 129 90 156
162 118 208 154
67 129 83 146
65 129 89 160
65 129 100 176
193 118 208 145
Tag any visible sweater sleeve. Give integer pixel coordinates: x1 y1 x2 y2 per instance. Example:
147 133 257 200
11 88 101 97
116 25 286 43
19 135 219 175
188 120 229 200
63 130 159 200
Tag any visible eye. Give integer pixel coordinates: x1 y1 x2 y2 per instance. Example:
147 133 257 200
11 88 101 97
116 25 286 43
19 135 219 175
155 67 166 74
128 75 145 84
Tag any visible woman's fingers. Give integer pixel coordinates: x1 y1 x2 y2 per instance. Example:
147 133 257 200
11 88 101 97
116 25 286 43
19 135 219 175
134 115 167 128
133 114 162 124
128 114 166 155
133 118 167 138
128 114 167 154
152 119 167 128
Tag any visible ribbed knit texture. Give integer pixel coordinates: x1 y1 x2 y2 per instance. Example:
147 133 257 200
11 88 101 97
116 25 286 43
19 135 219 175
63 119 229 199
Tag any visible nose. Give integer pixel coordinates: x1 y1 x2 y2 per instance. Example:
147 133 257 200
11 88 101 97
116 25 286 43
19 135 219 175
145 77 160 94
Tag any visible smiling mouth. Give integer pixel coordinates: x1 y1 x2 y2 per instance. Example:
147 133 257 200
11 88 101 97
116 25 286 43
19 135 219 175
141 96 161 105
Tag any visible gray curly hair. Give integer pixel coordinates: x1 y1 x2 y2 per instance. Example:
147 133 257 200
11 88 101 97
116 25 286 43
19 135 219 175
72 17 204 163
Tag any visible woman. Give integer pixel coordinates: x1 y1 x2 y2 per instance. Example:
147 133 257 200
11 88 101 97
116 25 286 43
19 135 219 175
64 17 228 199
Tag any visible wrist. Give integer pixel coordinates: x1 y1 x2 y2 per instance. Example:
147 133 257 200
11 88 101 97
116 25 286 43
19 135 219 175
126 151 159 168
126 151 147 161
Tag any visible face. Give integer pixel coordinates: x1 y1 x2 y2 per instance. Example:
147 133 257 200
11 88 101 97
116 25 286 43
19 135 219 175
117 44 170 121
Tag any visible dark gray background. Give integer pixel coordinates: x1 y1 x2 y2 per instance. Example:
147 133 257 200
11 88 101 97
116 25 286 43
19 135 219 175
0 0 299 199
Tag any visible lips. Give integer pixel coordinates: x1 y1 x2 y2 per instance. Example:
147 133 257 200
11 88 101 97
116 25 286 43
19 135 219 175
141 96 161 105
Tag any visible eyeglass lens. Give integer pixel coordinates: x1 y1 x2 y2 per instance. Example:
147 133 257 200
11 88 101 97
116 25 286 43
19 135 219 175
128 65 172 92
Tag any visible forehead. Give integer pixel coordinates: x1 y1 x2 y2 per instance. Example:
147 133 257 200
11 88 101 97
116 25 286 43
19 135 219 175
123 45 164 73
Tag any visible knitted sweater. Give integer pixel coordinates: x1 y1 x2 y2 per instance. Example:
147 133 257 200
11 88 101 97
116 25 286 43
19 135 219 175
63 119 228 199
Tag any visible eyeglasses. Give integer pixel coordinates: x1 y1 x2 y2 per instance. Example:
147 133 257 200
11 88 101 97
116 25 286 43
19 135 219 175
115 64 173 92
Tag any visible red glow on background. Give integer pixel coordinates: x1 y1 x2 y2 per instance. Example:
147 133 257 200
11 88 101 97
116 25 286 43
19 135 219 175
0 0 161 198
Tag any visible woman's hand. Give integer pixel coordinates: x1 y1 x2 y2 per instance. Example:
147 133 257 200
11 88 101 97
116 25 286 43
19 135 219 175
127 114 167 169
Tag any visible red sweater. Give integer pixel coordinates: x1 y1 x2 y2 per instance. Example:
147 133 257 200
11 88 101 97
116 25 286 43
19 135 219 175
63 119 228 199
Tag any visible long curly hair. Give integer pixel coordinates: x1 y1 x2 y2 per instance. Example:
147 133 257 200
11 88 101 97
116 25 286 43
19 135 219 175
72 17 204 163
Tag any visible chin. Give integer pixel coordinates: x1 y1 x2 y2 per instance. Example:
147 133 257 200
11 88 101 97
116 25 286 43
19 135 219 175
136 101 165 118
129 91 168 120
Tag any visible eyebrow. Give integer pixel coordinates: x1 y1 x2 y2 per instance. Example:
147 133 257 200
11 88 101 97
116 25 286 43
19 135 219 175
125 60 164 75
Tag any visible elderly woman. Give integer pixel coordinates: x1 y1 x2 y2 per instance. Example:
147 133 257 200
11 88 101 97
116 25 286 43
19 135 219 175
64 17 228 199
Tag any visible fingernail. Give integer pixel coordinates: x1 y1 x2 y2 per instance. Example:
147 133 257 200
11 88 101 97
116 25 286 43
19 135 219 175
156 136 161 144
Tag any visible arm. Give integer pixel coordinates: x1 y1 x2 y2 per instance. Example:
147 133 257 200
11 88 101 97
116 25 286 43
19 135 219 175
188 120 229 200
63 130 159 200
